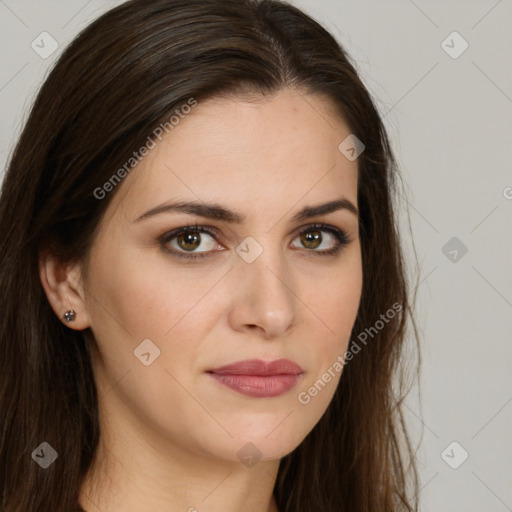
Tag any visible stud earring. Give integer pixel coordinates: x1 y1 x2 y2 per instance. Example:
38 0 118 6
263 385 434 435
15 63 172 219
63 309 76 323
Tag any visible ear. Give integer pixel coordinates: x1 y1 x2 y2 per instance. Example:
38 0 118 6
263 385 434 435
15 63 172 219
38 249 92 330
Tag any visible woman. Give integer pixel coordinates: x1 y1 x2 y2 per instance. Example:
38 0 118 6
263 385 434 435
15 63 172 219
0 0 420 510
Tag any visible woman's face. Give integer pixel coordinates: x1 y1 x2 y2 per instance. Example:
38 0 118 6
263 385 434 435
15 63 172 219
78 87 362 463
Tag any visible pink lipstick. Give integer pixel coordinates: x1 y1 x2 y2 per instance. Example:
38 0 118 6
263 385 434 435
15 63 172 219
207 359 303 398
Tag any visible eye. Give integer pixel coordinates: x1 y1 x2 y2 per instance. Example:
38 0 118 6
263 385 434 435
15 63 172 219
159 224 221 259
291 223 349 256
159 223 350 260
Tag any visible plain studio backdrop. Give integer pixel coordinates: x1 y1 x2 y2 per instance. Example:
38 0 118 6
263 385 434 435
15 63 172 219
1 1 511 510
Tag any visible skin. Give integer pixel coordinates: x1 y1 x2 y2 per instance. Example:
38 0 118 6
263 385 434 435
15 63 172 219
39 87 363 512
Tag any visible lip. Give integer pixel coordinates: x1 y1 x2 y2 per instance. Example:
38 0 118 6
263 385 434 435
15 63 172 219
207 359 303 398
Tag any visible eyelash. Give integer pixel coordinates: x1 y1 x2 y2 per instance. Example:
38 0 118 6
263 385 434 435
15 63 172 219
158 223 350 261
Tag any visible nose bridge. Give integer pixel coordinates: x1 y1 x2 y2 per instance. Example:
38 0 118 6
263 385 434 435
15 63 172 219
231 233 296 337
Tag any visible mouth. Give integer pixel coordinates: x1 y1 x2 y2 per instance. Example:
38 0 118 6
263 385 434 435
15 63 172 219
207 358 304 398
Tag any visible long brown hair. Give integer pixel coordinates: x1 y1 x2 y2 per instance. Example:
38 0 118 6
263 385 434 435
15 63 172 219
0 0 420 510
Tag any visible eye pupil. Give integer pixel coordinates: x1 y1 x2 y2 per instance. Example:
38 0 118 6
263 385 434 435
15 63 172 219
301 230 321 249
178 232 200 251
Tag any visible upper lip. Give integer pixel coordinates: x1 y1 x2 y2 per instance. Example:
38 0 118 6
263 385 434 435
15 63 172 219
208 359 303 376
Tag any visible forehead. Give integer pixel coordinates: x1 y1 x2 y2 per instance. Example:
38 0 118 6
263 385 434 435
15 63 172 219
108 87 358 223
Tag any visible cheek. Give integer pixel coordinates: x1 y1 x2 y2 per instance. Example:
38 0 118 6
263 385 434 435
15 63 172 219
308 256 363 347
88 246 223 342
297 254 362 398
85 246 231 409
84 250 225 434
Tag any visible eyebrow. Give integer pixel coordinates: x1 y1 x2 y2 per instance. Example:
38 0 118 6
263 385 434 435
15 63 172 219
134 197 358 224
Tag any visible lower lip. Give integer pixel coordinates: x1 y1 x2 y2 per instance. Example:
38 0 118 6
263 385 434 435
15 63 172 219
208 373 302 397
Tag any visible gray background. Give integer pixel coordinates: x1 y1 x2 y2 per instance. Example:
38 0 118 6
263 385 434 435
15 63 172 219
1 0 511 510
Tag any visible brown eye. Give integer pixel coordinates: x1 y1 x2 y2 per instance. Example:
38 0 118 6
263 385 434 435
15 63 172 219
161 226 220 256
160 223 349 261
300 229 322 249
177 231 201 251
292 225 346 254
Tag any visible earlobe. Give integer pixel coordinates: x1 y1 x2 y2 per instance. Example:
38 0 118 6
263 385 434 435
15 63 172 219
38 250 91 330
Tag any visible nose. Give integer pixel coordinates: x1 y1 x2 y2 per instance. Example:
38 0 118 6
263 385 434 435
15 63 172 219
227 243 296 340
